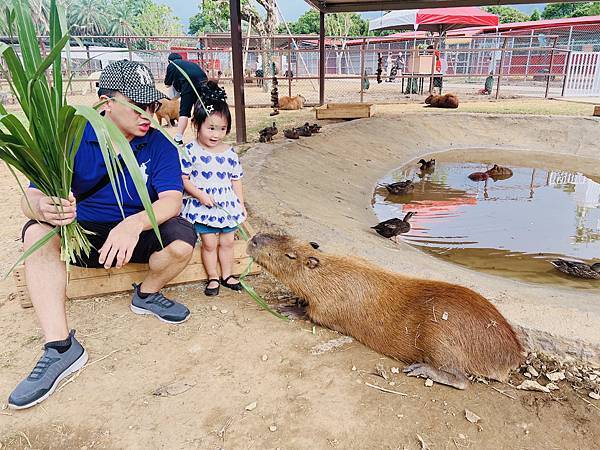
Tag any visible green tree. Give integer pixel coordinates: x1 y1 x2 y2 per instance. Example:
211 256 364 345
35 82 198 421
189 0 237 34
133 3 182 37
570 2 600 17
69 0 110 35
284 9 368 35
541 3 581 19
529 9 541 21
484 6 529 24
108 0 151 36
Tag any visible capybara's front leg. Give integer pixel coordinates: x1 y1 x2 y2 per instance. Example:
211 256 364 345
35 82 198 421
403 363 469 390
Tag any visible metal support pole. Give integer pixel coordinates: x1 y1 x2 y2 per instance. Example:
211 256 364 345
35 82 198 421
288 37 292 97
319 11 325 105
126 37 133 61
561 50 572 97
359 39 365 103
545 36 558 98
229 0 247 143
495 37 508 100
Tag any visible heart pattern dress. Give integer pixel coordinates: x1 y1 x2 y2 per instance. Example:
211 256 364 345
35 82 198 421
180 141 245 228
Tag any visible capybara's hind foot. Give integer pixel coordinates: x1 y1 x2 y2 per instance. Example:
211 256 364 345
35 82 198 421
403 363 468 390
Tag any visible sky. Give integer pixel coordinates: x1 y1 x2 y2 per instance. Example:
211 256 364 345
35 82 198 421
157 1 546 31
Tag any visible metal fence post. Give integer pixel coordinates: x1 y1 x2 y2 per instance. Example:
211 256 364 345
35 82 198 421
359 38 366 103
545 37 558 98
496 37 508 100
288 37 292 97
561 50 572 97
126 37 133 61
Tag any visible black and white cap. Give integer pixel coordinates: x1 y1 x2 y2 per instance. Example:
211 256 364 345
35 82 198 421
98 60 166 104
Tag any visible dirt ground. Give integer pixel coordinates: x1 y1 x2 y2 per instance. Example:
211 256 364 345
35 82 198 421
1 101 600 449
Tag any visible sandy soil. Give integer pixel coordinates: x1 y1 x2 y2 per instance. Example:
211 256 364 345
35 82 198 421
1 106 600 448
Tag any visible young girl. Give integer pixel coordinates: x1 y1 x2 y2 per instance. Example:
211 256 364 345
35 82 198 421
180 82 246 296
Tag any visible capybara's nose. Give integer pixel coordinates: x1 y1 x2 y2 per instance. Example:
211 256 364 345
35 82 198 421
250 233 273 248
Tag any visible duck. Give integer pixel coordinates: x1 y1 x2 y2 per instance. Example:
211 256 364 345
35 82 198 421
258 122 278 143
384 180 414 195
486 164 513 180
371 212 416 239
550 259 600 280
418 159 435 172
284 129 300 139
294 124 312 137
308 123 322 133
468 172 489 182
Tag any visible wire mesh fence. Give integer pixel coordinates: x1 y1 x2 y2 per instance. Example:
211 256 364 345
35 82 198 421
1 29 597 106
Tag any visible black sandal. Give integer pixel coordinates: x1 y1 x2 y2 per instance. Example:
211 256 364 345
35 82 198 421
220 275 242 291
204 278 220 296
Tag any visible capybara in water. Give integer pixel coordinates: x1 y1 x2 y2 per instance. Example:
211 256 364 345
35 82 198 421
424 93 459 109
278 94 306 110
155 98 180 127
248 233 524 389
468 172 489 181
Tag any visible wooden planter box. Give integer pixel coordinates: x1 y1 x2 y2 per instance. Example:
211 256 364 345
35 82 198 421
13 223 260 309
315 103 372 120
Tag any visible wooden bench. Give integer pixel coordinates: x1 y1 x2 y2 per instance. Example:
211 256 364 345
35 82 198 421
14 223 260 309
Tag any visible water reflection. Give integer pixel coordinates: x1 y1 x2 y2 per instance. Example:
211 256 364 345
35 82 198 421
373 162 600 289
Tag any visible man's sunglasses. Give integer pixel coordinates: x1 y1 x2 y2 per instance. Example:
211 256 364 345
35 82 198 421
131 100 161 115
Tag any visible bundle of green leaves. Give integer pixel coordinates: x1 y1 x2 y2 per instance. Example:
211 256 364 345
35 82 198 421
0 0 160 269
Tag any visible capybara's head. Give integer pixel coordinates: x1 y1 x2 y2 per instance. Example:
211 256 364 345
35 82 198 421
247 233 322 284
298 94 306 104
424 95 433 104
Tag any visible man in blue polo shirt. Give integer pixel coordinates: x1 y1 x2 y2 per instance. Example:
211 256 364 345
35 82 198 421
8 61 197 410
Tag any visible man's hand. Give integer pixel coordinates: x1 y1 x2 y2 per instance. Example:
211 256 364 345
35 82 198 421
98 217 144 269
37 194 76 226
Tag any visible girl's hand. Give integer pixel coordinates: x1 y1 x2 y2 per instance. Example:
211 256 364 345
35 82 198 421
198 191 215 207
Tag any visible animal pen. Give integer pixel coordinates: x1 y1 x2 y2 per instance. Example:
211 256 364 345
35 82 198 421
0 31 582 106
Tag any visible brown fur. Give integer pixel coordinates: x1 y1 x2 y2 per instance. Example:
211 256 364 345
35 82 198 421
424 93 459 109
155 98 180 127
248 234 524 384
278 94 306 110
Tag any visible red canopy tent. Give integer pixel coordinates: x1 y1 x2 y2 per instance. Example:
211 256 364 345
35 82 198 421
368 7 499 34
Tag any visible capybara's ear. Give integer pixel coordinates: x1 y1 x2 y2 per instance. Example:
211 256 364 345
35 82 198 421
309 241 320 249
306 256 320 269
285 252 297 260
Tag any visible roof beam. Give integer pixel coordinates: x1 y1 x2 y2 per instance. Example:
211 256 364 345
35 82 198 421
305 0 587 13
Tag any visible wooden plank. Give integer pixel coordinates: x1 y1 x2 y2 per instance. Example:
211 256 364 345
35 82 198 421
315 103 372 120
18 257 260 308
594 105 600 116
16 221 260 308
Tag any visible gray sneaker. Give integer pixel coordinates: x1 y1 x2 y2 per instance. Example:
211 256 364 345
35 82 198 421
130 283 190 324
8 330 88 410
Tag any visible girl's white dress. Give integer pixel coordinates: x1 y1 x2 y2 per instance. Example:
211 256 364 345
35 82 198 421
180 141 245 228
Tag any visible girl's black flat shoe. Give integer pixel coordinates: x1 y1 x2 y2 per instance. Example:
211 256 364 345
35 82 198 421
204 279 220 296
221 275 242 291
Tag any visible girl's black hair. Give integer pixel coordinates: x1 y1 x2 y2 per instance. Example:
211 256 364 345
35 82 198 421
191 81 231 134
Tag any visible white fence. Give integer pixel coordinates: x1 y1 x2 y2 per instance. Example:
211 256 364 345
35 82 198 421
563 51 600 96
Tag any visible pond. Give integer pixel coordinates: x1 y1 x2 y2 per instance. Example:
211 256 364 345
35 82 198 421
373 159 600 290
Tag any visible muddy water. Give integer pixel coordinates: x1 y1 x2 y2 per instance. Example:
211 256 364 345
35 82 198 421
373 161 600 290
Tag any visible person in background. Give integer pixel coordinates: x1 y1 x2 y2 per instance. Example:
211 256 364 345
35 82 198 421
164 53 208 146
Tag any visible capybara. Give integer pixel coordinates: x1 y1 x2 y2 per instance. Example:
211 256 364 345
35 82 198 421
424 93 459 109
155 98 180 127
248 233 524 389
278 94 306 110
468 172 489 181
